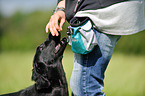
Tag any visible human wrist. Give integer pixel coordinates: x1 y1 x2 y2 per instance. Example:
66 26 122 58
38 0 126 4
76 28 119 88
53 7 65 15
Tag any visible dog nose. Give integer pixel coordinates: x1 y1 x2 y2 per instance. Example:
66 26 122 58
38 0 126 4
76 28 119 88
61 37 67 44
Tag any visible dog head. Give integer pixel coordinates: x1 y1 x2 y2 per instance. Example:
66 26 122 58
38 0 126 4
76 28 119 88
32 33 67 91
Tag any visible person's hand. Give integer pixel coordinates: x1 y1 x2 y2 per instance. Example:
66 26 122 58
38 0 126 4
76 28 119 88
46 11 65 36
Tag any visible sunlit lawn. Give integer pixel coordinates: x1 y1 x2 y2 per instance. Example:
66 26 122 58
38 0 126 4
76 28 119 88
0 48 145 96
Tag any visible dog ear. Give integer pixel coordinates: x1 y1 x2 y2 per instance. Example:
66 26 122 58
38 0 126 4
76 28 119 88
35 78 51 91
32 62 51 91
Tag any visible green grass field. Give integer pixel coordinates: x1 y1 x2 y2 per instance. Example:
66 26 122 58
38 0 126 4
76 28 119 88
0 49 145 96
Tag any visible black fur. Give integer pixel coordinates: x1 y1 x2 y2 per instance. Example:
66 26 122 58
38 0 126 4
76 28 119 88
0 33 68 96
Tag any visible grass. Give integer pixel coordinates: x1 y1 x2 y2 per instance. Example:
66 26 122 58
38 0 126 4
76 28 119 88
104 53 145 96
0 49 145 96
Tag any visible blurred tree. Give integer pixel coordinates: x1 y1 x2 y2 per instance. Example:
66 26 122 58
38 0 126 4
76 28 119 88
114 30 145 55
0 10 144 55
0 14 4 52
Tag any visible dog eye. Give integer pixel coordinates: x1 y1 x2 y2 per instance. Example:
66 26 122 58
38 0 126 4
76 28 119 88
38 44 45 51
39 46 44 51
39 47 42 51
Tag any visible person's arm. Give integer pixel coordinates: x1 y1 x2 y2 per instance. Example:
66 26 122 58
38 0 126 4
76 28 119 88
46 0 65 36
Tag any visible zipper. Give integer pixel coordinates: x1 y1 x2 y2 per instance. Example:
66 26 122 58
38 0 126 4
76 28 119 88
74 0 80 12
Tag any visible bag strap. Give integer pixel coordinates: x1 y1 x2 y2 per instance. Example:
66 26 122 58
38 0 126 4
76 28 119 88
69 17 89 27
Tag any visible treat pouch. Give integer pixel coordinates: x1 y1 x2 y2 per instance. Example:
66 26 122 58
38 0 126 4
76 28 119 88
67 19 98 54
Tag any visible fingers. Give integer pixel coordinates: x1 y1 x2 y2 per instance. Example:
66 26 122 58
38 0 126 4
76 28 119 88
45 11 65 36
50 22 59 36
59 18 65 31
46 23 49 33
54 17 60 31
46 15 59 36
46 24 59 36
46 15 60 36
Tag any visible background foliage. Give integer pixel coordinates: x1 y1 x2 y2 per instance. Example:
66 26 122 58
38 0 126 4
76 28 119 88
0 11 145 55
0 11 69 51
0 9 145 96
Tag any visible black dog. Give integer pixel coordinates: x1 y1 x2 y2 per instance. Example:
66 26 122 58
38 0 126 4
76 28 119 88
0 33 68 96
